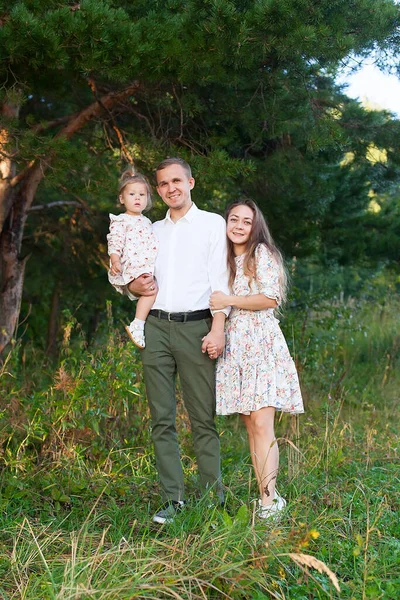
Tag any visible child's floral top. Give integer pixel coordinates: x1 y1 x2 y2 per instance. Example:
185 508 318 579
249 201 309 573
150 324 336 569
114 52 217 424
107 213 159 294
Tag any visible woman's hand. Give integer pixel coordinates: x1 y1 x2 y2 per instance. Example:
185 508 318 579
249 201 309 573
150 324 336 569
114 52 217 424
206 343 218 360
209 291 230 311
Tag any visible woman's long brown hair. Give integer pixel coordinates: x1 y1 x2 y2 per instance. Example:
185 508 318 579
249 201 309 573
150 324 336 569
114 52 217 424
225 199 287 303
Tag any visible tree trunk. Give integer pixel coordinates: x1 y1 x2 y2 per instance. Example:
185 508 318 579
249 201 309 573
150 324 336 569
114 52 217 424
0 165 44 353
0 242 27 353
1 99 44 353
0 101 19 233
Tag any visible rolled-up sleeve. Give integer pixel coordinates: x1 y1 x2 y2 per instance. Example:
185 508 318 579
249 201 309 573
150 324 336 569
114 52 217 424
255 244 281 305
208 215 231 317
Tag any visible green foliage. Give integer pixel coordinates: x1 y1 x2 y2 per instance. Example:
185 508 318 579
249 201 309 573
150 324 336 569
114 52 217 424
283 273 400 404
2 0 400 352
1 306 150 462
1 292 399 598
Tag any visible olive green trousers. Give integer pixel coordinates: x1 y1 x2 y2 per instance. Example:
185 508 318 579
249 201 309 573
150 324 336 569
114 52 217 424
141 315 222 502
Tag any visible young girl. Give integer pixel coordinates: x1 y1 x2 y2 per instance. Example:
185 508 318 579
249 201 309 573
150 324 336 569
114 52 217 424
209 199 304 519
107 167 159 348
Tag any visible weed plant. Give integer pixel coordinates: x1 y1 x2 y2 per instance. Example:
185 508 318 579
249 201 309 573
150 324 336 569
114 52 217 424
0 295 399 599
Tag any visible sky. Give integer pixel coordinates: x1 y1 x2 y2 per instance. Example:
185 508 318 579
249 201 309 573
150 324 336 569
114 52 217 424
337 62 400 118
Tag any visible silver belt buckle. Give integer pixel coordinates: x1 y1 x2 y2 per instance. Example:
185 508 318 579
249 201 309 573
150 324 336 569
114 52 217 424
167 312 173 321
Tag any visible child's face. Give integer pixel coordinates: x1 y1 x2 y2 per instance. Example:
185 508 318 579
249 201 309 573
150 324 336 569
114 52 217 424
226 204 254 252
119 182 148 215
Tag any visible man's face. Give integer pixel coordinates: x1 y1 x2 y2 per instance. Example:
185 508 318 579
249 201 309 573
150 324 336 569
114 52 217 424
156 164 195 212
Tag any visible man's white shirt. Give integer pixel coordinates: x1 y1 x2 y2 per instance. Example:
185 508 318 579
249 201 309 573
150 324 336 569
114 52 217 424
151 203 230 314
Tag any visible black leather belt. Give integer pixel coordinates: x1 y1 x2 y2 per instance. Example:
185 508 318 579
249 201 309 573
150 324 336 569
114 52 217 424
149 309 212 322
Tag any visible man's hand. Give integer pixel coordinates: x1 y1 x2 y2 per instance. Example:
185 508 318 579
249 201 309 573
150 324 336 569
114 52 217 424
205 342 218 360
128 273 158 297
201 329 225 359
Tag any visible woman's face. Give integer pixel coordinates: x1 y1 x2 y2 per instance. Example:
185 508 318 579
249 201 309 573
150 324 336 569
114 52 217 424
226 204 254 252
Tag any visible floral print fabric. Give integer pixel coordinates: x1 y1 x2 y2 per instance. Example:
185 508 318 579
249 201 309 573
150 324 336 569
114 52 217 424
107 213 159 295
216 244 304 415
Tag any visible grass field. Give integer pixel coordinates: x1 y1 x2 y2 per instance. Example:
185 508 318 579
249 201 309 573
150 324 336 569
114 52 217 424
0 296 399 599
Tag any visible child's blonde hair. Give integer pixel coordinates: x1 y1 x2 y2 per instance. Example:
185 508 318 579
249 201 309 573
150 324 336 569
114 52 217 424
119 167 153 211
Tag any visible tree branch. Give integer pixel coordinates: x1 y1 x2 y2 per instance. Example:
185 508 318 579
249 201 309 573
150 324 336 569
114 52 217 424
57 184 90 209
57 81 141 140
30 82 141 138
28 200 83 212
10 160 36 187
112 124 134 163
32 115 72 134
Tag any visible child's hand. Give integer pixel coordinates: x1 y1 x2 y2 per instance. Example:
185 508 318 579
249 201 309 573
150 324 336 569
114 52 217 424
110 259 122 276
210 291 230 310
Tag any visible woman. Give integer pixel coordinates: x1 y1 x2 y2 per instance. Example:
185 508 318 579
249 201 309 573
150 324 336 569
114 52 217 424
209 199 304 519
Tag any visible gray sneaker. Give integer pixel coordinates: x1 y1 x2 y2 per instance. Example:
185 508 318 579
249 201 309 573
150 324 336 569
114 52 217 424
152 500 185 524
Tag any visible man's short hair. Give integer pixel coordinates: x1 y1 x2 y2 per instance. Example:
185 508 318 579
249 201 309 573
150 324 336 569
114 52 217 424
155 157 192 179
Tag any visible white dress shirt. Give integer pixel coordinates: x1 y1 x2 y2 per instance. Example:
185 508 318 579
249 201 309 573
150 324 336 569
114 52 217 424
152 203 230 314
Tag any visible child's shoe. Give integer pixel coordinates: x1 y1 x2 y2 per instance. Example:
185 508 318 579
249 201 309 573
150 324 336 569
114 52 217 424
257 492 287 520
125 321 145 349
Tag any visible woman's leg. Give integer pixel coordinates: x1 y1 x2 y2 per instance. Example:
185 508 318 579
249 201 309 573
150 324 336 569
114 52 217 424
240 414 259 488
248 407 279 506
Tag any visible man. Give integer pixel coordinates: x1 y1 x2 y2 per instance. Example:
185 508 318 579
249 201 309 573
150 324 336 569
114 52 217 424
129 157 229 524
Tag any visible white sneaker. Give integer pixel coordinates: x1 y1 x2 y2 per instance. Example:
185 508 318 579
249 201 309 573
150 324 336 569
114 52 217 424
125 322 145 349
257 492 287 520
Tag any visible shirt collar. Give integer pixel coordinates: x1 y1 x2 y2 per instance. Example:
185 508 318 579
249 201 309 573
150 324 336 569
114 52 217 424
165 202 198 224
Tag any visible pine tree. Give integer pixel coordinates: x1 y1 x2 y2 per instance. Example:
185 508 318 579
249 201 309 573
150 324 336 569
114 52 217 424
0 0 398 351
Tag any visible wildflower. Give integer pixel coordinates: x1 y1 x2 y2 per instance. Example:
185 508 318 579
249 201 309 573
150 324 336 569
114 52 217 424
310 529 320 539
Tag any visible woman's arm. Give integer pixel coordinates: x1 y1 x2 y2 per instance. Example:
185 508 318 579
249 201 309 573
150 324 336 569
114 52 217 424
210 291 277 311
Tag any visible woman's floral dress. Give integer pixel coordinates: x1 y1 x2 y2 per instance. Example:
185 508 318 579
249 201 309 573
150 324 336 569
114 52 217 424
107 213 159 294
216 244 304 415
